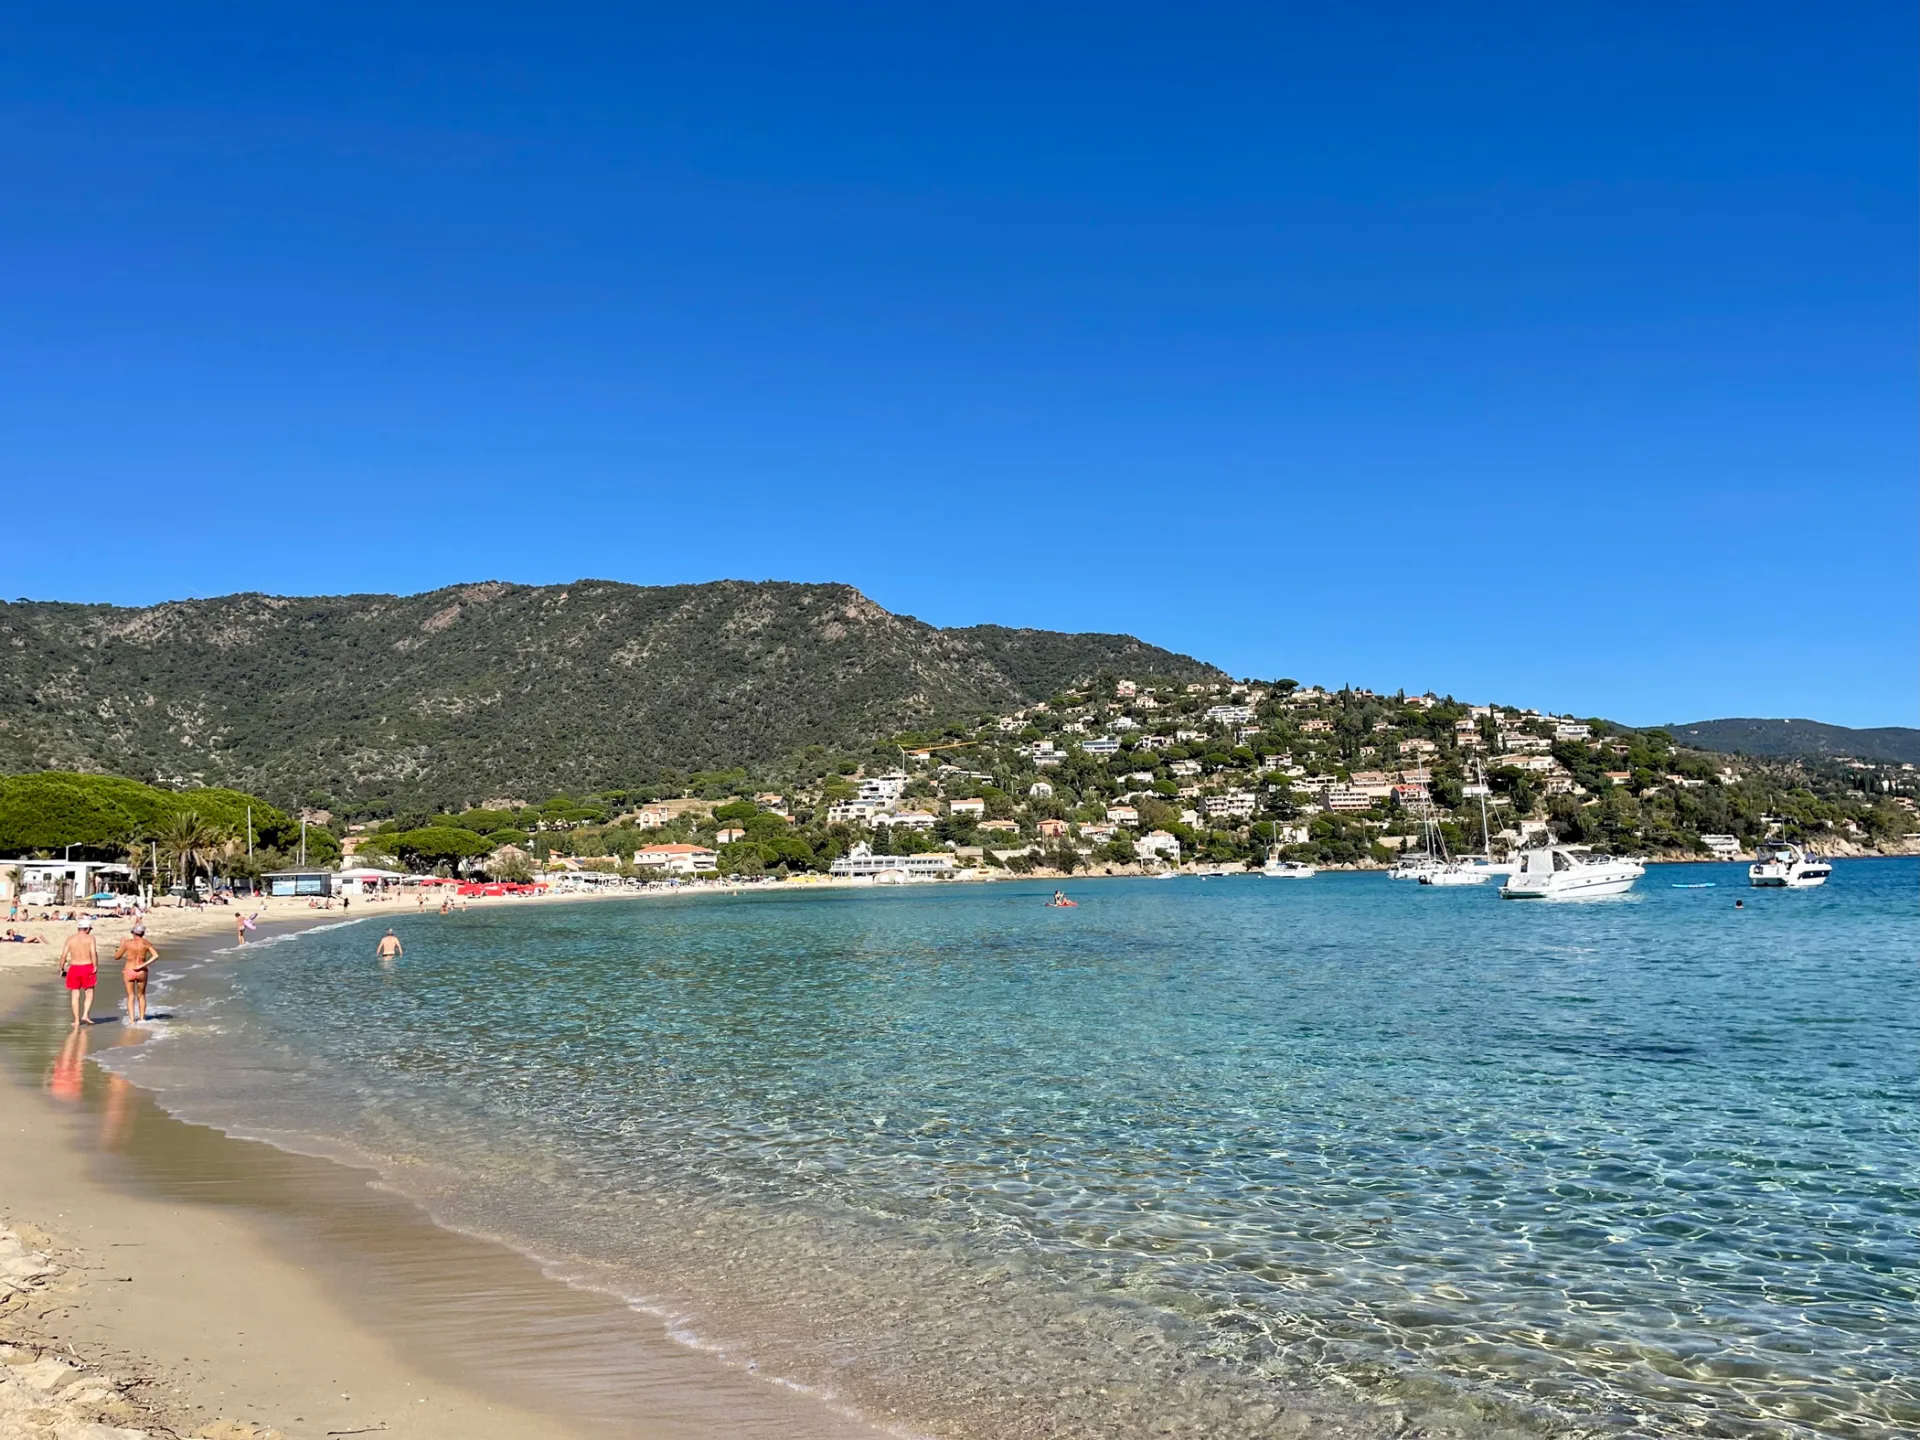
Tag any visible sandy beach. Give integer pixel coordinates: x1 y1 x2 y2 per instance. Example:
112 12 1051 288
0 917 886 1440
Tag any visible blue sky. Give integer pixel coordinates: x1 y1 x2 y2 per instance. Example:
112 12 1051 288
3 3 1913 727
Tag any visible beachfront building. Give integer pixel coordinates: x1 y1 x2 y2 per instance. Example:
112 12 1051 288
1106 804 1140 826
826 797 890 824
264 869 335 897
948 797 986 819
333 867 405 897
715 827 747 844
1080 737 1121 756
3 860 138 906
882 810 938 831
1700 834 1741 858
1028 780 1053 799
829 844 956 880
1036 818 1068 839
633 844 718 876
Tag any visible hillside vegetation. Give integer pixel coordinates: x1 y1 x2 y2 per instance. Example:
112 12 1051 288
350 681 1920 881
0 771 338 881
1667 718 1920 767
0 580 1219 813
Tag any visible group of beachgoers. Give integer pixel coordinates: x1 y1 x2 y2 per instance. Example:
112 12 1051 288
55 918 158 1027
49 913 408 1028
44 903 258 1027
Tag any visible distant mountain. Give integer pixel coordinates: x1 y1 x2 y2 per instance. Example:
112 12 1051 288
0 580 1220 813
1666 718 1920 767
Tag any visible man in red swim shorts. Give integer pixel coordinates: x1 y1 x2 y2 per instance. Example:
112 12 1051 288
59 917 99 1027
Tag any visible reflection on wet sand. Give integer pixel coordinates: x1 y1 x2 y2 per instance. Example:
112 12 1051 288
4 985 884 1440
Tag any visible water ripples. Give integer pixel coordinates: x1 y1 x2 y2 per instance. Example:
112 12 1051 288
117 864 1920 1439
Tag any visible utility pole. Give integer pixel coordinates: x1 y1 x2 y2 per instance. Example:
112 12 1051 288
300 818 308 867
247 806 254 858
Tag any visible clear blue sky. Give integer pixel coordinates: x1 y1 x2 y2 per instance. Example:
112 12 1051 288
4 4 1913 727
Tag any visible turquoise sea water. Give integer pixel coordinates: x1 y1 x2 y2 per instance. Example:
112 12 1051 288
117 863 1918 1440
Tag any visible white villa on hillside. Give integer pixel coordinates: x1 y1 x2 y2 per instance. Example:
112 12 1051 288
633 843 717 876
1134 829 1180 861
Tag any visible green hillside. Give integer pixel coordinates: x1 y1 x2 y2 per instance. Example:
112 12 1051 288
1666 718 1920 767
0 580 1219 813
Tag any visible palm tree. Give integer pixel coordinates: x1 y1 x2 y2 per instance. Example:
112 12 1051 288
160 812 226 897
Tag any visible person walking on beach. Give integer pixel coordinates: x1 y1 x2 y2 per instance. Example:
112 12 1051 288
59 918 100 1026
234 910 248 944
117 925 158 1023
375 928 403 969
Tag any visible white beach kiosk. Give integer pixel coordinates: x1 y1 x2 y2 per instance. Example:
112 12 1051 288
333 867 406 898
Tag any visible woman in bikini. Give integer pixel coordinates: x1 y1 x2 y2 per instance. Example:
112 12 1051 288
117 925 158 1023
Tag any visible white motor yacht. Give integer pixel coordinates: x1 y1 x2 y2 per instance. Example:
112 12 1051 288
1499 846 1644 900
1262 858 1317 879
1748 841 1832 888
1421 859 1494 886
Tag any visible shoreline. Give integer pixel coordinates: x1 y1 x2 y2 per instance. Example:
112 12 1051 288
0 921 887 1440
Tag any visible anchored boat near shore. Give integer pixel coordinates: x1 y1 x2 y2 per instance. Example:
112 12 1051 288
1749 841 1833 888
1499 845 1644 899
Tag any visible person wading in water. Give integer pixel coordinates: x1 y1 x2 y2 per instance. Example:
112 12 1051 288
59 918 100 1027
117 925 158 1023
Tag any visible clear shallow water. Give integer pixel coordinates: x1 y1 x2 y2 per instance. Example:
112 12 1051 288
112 864 1919 1439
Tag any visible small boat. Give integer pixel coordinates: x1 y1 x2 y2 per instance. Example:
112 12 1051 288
1499 846 1645 900
1420 860 1492 886
1262 859 1317 879
1748 842 1832 889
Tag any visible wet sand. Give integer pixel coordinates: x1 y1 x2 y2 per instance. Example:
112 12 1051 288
0 935 890 1440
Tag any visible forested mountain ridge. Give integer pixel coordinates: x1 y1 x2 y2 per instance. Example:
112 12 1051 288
1666 718 1920 767
0 580 1220 813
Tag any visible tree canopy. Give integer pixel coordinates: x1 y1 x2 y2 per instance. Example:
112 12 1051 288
0 772 293 858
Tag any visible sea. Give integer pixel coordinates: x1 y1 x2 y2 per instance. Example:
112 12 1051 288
97 861 1919 1440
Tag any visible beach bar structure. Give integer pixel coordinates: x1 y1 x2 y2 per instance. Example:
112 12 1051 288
264 869 334 897
2 860 137 905
333 867 406 897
